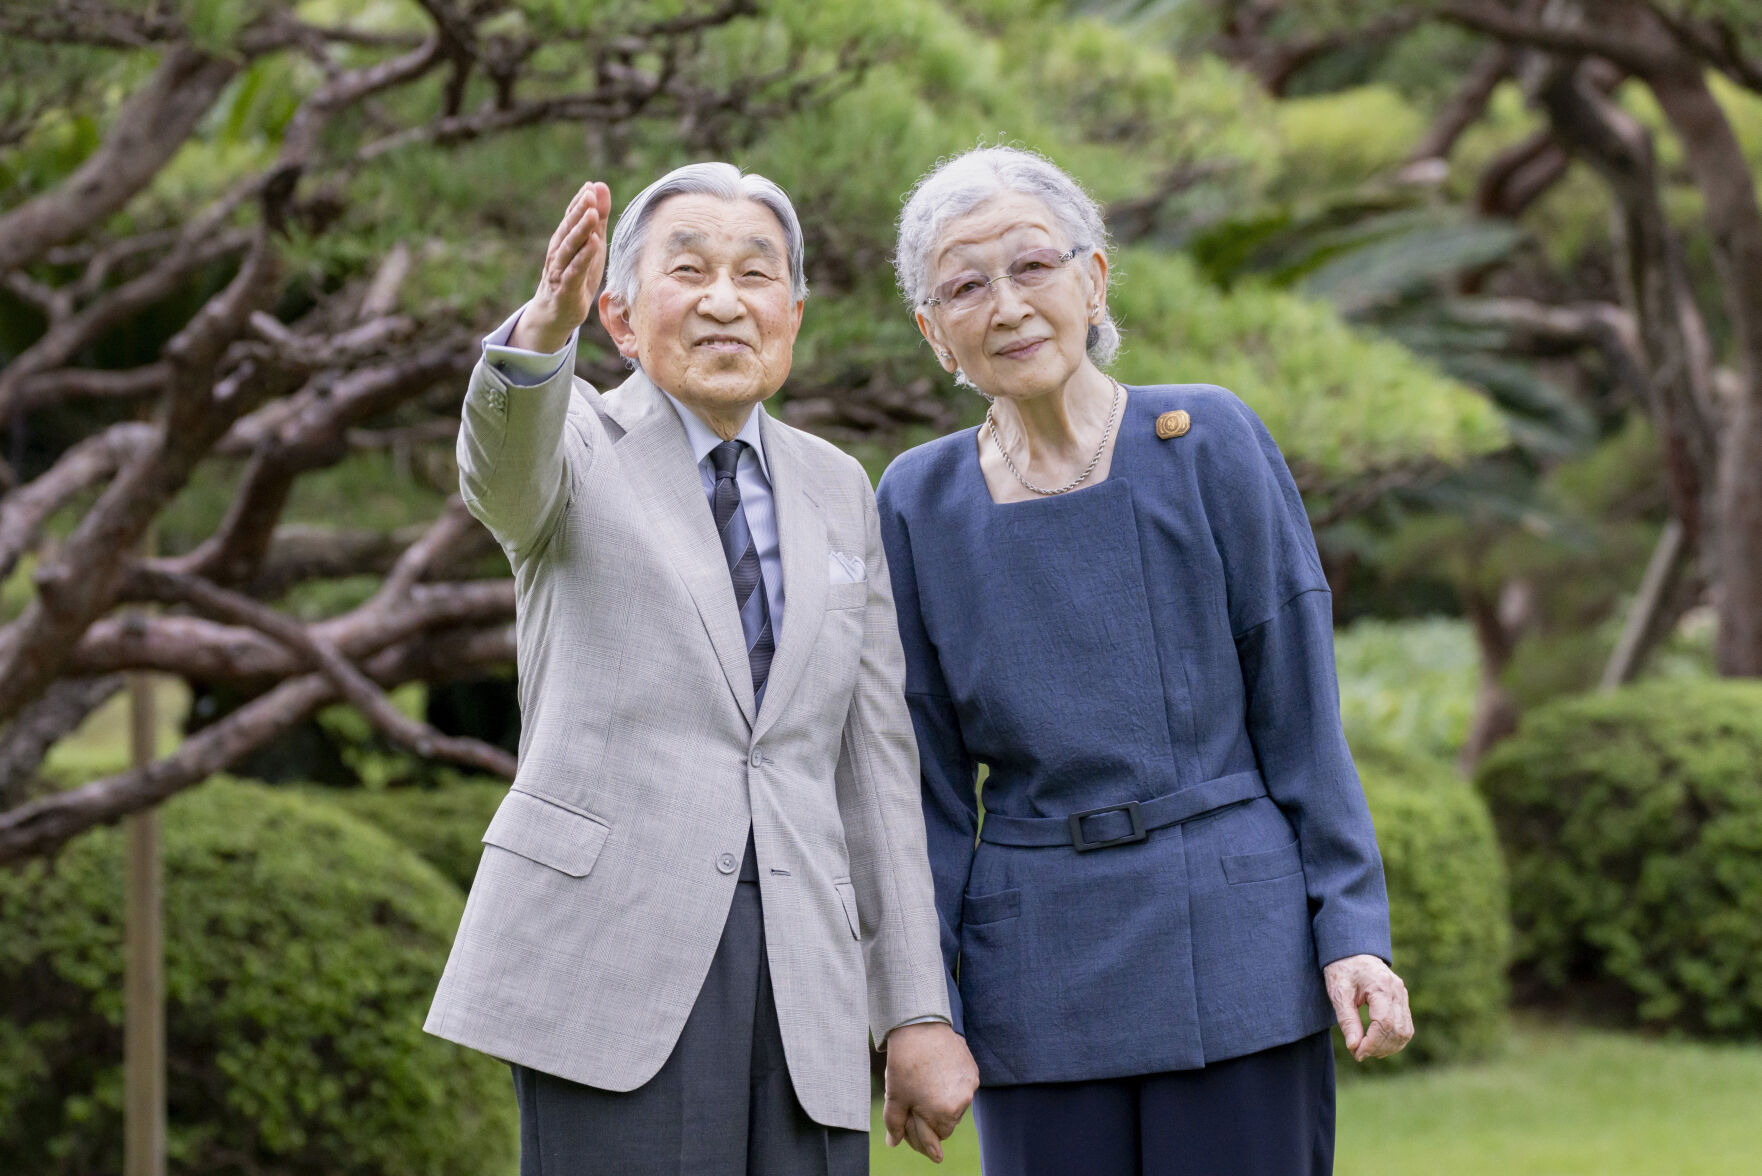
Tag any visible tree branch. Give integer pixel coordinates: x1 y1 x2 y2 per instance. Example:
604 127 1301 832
0 621 517 864
167 337 474 587
0 422 158 580
1437 0 1686 77
0 674 125 810
1445 296 1650 401
0 44 238 273
124 565 515 778
70 578 515 683
1407 43 1514 166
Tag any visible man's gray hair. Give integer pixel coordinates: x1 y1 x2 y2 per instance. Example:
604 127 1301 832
605 162 808 307
894 145 1119 367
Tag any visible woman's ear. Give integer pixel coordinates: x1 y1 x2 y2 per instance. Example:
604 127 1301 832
1084 250 1110 325
598 289 640 359
915 309 958 373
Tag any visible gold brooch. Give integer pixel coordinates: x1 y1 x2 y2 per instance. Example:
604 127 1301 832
1155 410 1191 440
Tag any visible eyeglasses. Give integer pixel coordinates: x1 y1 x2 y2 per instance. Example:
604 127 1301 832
920 246 1084 315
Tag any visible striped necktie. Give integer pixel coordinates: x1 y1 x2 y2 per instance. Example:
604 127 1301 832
708 440 775 704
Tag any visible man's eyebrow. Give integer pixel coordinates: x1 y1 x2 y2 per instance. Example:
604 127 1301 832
662 230 709 253
746 237 782 260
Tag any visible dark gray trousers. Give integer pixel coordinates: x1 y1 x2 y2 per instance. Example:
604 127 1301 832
972 1029 1335 1176
509 839 867 1176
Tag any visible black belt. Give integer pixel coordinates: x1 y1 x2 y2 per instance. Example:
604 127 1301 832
977 770 1267 852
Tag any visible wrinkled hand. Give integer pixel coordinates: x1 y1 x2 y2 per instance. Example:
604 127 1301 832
882 1022 979 1163
509 179 612 354
1323 953 1414 1061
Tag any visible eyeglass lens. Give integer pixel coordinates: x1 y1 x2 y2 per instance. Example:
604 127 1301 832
936 248 1073 310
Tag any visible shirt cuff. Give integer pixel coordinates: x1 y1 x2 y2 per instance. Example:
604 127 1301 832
881 1014 951 1047
482 303 577 387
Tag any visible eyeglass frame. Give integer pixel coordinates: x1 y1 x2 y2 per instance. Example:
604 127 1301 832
918 245 1087 310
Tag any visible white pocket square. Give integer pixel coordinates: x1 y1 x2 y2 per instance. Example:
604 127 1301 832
828 550 866 584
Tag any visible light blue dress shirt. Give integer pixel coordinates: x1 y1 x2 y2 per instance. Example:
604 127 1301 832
481 306 785 636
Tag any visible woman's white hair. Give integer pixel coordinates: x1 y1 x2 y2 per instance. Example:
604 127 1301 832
894 145 1119 368
605 161 808 307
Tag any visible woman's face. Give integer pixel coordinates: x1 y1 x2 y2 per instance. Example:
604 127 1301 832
915 191 1107 403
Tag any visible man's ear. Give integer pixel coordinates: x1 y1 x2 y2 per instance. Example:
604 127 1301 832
599 289 640 360
915 310 957 374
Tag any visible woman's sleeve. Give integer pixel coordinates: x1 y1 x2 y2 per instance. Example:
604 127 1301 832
1209 392 1394 968
876 479 979 1036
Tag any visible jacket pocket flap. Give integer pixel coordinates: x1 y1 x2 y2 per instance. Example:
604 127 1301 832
1222 841 1303 885
834 880 861 940
963 888 1021 925
482 789 609 878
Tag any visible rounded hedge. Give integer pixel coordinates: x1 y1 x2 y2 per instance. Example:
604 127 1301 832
1349 741 1511 1070
0 778 517 1176
1475 680 1762 1037
315 780 506 892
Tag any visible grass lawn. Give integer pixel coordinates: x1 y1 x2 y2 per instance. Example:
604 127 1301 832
870 1021 1762 1175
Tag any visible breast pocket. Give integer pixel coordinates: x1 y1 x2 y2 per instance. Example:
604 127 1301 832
826 581 867 611
481 788 610 877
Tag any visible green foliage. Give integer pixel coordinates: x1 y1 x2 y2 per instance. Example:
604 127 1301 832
1108 247 1505 481
0 779 516 1175
318 779 506 891
1350 741 1510 1070
1335 616 1478 762
1475 681 1762 1037
1269 86 1425 197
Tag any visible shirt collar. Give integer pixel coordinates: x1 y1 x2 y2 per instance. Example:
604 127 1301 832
661 391 772 484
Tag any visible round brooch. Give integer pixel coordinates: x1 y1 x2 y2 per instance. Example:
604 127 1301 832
1155 410 1191 440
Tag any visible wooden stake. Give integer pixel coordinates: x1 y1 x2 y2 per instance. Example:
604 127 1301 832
124 596 165 1176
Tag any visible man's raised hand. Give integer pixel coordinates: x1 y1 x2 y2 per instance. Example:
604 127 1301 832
509 180 612 354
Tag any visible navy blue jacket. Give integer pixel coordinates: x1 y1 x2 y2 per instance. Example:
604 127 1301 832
875 384 1392 1086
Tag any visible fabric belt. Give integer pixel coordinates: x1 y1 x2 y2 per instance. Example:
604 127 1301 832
977 769 1267 851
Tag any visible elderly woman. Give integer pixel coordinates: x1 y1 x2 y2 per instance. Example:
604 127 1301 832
874 146 1413 1175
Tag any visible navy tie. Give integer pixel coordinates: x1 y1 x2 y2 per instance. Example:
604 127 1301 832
708 440 775 704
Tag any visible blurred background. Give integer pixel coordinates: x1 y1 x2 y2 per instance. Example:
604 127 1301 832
2 1 1761 1173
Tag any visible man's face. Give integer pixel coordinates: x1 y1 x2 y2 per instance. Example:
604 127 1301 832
601 194 804 420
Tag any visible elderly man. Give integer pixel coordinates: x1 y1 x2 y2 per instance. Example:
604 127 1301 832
425 164 978 1175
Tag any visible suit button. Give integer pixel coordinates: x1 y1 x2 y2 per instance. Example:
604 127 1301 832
749 748 764 768
717 852 738 874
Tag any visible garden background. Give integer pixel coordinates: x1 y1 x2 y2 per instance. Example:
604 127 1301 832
2 1 1761 1173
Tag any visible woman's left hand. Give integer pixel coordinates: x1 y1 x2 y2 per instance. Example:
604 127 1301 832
1322 954 1414 1061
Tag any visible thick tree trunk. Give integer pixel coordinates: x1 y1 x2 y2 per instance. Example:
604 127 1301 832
1535 64 1718 547
1649 72 1762 675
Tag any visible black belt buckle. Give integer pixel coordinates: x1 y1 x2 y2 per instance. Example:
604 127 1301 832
1067 801 1147 852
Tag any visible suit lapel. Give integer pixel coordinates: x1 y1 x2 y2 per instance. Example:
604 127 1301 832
604 371 757 727
753 409 828 742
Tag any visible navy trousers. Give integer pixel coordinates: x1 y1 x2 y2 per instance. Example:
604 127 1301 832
509 838 867 1176
972 1030 1335 1176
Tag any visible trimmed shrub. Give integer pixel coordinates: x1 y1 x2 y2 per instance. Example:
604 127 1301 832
0 778 517 1176
1349 741 1511 1070
318 780 506 892
1335 617 1478 764
1475 680 1762 1036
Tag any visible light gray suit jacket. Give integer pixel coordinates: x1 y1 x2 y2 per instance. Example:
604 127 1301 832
424 351 949 1130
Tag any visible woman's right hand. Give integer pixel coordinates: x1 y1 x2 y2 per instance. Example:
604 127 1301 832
509 180 612 354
